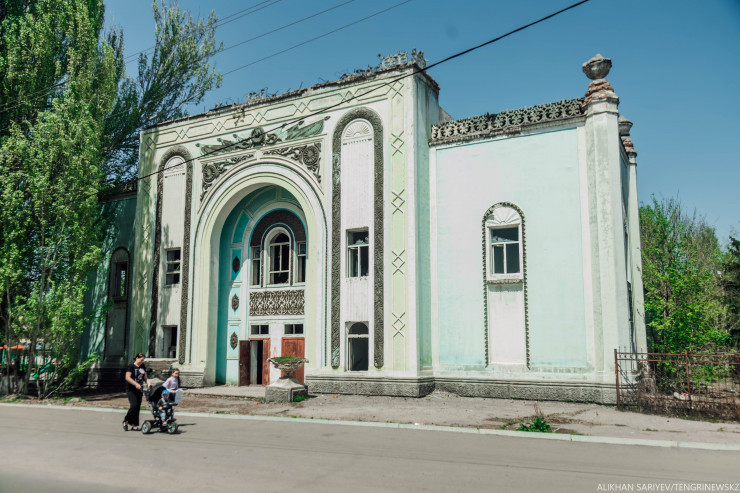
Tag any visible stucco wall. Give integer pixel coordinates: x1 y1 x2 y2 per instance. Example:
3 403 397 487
82 196 137 360
434 127 588 369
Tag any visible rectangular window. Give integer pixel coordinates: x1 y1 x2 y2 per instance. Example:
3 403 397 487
284 323 304 335
489 227 520 275
347 230 369 278
251 246 261 286
295 241 306 283
113 262 127 298
250 324 269 336
165 248 181 285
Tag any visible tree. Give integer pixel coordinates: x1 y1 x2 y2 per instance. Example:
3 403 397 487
639 197 729 353
102 0 222 180
721 236 740 346
0 0 222 395
0 0 118 395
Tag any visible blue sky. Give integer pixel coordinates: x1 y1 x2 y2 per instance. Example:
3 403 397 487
105 0 740 242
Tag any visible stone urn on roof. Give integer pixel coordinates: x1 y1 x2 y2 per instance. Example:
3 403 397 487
582 53 618 106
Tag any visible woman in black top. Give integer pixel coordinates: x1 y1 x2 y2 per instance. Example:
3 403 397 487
123 353 151 431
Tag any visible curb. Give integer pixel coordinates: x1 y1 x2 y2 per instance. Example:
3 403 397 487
2 402 740 451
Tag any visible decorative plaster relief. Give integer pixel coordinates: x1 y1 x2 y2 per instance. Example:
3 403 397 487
430 99 584 145
342 49 427 78
231 294 240 311
331 108 385 369
264 142 322 183
230 332 238 350
201 153 255 200
197 116 329 157
249 290 305 316
151 145 193 363
481 202 529 368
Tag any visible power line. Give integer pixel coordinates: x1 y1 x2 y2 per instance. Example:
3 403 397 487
215 0 357 60
131 0 591 186
0 0 358 125
0 0 284 116
122 0 283 63
222 0 410 77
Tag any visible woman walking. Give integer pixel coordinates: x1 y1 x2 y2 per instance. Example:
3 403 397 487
123 353 151 431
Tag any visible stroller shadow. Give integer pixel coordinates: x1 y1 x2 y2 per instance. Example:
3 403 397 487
170 422 196 434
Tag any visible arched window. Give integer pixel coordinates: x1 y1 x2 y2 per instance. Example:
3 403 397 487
266 230 291 285
106 248 130 362
347 322 369 371
249 210 307 288
484 205 523 281
482 202 528 368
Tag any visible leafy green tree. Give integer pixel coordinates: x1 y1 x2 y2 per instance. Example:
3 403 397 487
639 197 729 353
721 236 740 346
0 0 117 395
0 0 222 395
102 0 222 180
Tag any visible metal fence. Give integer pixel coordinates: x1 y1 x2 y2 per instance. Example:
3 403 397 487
615 350 740 421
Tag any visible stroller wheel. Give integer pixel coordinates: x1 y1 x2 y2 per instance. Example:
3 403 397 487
141 421 152 434
167 421 178 434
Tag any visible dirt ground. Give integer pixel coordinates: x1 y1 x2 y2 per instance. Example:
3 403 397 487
4 388 740 445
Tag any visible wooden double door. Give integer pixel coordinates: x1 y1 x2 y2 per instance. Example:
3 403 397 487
238 337 305 386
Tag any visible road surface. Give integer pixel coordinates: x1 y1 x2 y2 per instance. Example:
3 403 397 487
0 405 737 492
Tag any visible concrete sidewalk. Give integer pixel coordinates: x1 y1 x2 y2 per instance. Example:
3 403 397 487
4 387 740 447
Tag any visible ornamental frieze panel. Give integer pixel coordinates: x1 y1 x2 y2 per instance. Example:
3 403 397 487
430 98 584 145
264 142 321 182
200 154 254 200
249 290 304 316
197 115 329 158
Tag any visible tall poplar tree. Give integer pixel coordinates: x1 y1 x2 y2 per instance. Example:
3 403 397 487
0 0 222 395
0 0 118 395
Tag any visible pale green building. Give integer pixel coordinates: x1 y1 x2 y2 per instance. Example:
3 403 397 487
83 53 645 403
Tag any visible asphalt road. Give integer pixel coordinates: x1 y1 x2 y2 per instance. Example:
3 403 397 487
1 405 738 493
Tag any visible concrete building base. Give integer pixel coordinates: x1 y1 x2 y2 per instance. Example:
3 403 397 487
85 368 616 404
306 375 616 404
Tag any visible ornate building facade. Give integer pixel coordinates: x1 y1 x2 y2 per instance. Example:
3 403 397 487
83 53 645 403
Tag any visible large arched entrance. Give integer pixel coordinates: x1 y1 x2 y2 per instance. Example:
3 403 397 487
215 186 309 384
189 161 327 387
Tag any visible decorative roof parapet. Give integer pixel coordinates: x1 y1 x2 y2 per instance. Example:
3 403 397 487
341 49 427 79
429 98 584 146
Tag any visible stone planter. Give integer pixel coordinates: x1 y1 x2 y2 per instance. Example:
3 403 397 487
267 357 308 377
265 358 308 403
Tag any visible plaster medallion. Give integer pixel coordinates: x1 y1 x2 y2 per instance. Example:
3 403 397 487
231 294 239 311
230 332 238 350
301 144 320 166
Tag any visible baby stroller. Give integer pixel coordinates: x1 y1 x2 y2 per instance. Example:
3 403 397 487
141 383 182 435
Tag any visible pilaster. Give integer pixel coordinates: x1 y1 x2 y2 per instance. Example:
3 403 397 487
582 54 631 377
620 121 647 353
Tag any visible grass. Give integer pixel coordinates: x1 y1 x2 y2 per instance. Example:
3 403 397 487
518 417 552 433
500 420 518 430
293 395 309 403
